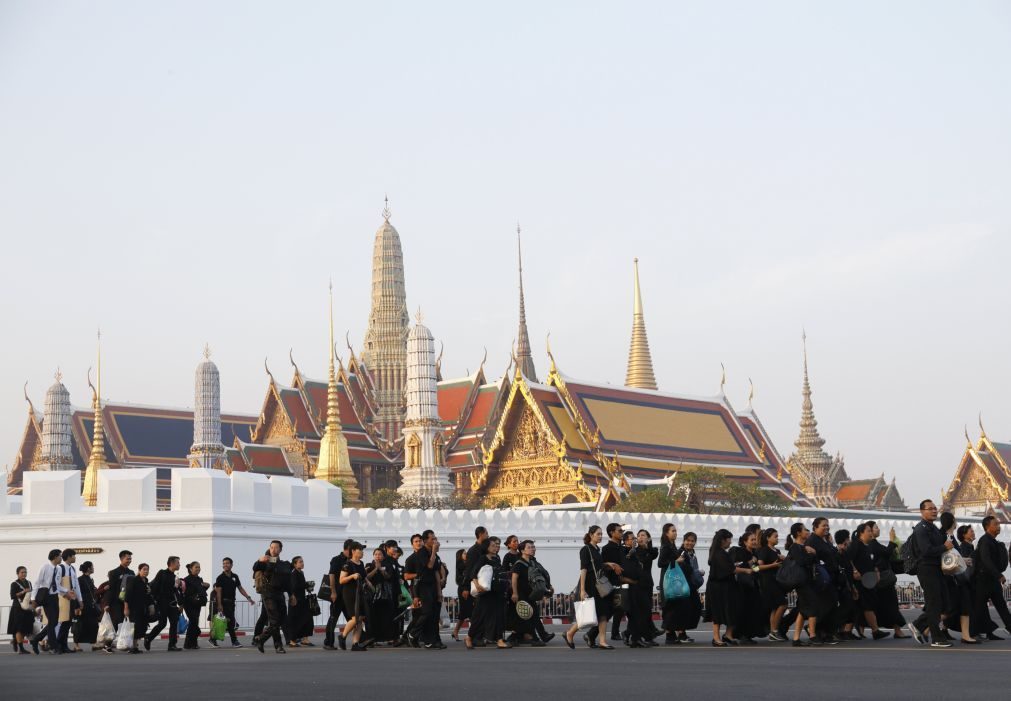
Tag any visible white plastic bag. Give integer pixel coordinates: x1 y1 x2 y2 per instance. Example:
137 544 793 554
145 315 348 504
115 617 134 651
97 612 116 644
574 598 597 629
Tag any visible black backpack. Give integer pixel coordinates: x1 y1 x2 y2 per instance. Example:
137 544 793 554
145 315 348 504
775 558 808 591
528 562 548 601
900 532 920 575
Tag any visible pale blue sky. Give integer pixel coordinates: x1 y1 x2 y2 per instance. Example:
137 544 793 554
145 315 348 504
2 1 1009 503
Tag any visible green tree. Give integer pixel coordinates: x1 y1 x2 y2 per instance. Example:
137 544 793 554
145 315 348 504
366 488 402 509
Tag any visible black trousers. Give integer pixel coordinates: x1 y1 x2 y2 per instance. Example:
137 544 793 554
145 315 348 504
975 575 1011 631
57 614 73 651
323 599 344 646
467 592 503 642
407 588 440 644
183 603 202 648
257 593 286 649
146 605 180 647
914 564 946 639
220 599 239 643
32 594 60 650
133 613 149 649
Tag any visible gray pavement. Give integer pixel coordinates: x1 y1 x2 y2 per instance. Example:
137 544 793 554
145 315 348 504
4 626 1011 700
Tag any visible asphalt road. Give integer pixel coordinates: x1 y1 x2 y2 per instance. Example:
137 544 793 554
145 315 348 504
5 626 1010 701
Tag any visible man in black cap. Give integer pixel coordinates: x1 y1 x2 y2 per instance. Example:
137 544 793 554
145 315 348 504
323 539 353 650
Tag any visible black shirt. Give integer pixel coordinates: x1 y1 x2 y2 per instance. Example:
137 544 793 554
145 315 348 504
329 553 348 594
757 546 782 589
405 548 441 591
511 559 532 600
150 569 178 607
502 551 521 571
708 548 734 582
849 539 877 575
912 519 948 567
215 572 242 601
106 565 134 608
579 544 604 596
252 558 293 595
600 540 624 585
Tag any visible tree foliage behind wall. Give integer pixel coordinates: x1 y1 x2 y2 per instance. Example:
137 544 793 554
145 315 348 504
614 467 787 516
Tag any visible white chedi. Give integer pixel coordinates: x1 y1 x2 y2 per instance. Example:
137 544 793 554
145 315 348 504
39 371 74 470
398 314 454 502
188 345 226 469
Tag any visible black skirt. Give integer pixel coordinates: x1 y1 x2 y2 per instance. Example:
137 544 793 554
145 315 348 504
706 579 735 626
7 602 34 636
456 587 474 620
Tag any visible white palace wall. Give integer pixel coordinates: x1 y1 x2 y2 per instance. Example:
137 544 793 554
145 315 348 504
1 470 920 598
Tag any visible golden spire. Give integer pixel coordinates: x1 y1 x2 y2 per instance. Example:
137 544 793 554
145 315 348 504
515 223 538 381
82 328 107 507
624 258 657 390
315 281 359 501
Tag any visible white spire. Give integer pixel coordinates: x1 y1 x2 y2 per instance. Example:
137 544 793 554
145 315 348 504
188 346 226 469
38 370 73 470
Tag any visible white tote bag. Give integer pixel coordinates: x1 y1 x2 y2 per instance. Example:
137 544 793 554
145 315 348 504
97 612 116 644
115 617 134 651
470 564 494 596
574 598 597 629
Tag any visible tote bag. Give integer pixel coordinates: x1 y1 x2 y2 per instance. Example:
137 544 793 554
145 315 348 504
663 563 691 600
115 618 134 651
573 598 597 629
97 612 116 644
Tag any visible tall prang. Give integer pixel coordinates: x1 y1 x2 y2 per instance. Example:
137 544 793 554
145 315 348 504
188 344 226 469
361 197 409 444
398 310 454 503
786 332 848 506
38 370 73 471
515 224 537 381
624 258 658 390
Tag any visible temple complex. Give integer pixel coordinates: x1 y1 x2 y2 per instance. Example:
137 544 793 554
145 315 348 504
941 423 1011 522
6 202 904 511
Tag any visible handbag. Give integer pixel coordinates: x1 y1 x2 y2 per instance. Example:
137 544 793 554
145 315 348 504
307 593 322 617
941 550 967 576
613 586 631 613
471 564 494 596
663 563 691 600
775 557 808 590
317 573 333 601
813 563 832 591
585 546 613 598
573 597 597 629
210 614 228 641
19 584 33 611
398 582 412 608
177 613 189 635
875 568 897 590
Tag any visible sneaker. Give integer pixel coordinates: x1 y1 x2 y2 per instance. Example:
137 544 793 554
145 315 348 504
872 630 891 640
338 635 347 650
930 640 953 648
768 632 786 642
792 639 811 647
231 641 242 648
908 623 926 645
210 639 218 647
323 644 336 650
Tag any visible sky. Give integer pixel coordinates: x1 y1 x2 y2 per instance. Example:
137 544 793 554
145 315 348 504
1 1 1009 504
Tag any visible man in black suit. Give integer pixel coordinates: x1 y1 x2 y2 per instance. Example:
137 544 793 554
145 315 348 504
975 515 1011 638
144 556 182 651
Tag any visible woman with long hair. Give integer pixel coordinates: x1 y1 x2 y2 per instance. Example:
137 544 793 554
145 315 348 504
866 520 908 638
340 542 370 651
956 524 986 642
672 532 704 642
657 523 683 644
181 562 209 650
785 523 819 646
73 561 101 651
8 566 34 654
452 548 473 641
730 529 765 643
707 528 737 646
939 512 973 643
757 528 787 641
630 529 659 646
564 525 615 650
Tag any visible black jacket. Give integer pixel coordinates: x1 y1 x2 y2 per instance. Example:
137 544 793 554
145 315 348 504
150 569 179 608
912 520 948 567
976 533 1008 579
253 558 293 596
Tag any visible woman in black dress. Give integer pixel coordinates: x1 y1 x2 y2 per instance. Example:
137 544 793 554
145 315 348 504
124 563 155 654
629 529 658 646
9 566 34 653
956 524 987 641
182 562 209 650
785 523 819 647
672 532 703 642
366 547 398 645
657 523 682 644
509 540 542 646
452 549 473 641
563 525 615 650
707 528 738 646
340 542 370 651
757 528 787 641
73 561 101 651
731 530 765 643
286 556 313 647
466 536 512 649
938 512 974 643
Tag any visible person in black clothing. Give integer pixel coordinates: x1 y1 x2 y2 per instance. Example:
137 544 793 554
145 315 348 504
366 542 400 645
323 539 353 650
955 524 989 640
123 563 155 655
629 529 658 647
909 499 955 647
707 528 737 646
657 523 687 644
785 522 818 647
73 561 101 651
466 536 511 649
866 521 908 638
834 529 858 640
730 530 764 644
103 550 134 651
144 556 182 652
252 540 293 654
181 562 209 650
213 557 253 648
508 540 543 646
339 543 370 651
287 556 314 647
528 545 555 644
564 526 614 650
502 535 521 570
673 532 704 643
452 549 473 641
609 530 638 642
404 530 446 649
974 515 1011 640
757 528 786 641
938 512 972 643
807 518 841 644
849 524 890 640
9 566 34 654
596 523 625 644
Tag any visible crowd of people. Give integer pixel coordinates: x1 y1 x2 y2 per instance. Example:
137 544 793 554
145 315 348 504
9 498 1011 654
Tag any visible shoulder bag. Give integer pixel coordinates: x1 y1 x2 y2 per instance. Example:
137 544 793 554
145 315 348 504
586 546 613 598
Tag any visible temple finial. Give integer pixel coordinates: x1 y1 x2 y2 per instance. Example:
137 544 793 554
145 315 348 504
747 377 755 409
979 412 988 439
23 382 33 415
203 343 211 360
719 363 726 393
625 258 657 390
382 195 391 221
515 223 537 381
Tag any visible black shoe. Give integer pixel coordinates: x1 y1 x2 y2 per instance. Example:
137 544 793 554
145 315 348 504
143 637 151 651
351 642 368 651
167 646 181 652
30 640 40 655
711 639 727 647
232 641 242 648
210 638 218 647
564 633 575 650
612 633 624 642
792 639 811 647
275 646 286 653
872 630 891 640
127 648 141 655
323 644 336 650
583 632 597 649
679 632 693 643
255 636 265 654
541 632 555 644
722 636 739 646
986 632 1003 641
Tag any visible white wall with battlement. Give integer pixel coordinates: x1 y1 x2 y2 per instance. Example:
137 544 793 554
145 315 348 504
1 470 922 602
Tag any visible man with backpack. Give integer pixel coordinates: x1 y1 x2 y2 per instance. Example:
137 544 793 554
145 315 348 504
144 556 182 652
908 499 954 648
529 544 555 644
